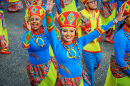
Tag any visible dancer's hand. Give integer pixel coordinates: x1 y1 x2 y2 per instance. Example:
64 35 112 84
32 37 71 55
46 0 55 13
25 19 31 31
116 7 127 22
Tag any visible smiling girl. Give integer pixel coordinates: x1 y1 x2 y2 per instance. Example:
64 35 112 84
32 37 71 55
45 0 126 85
22 5 57 86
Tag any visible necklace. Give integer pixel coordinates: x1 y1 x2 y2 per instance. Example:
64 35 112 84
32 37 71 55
31 32 46 47
123 24 130 40
124 31 130 40
62 41 81 59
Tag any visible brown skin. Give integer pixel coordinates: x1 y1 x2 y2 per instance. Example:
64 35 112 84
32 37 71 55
26 15 42 34
60 28 76 44
85 0 97 14
125 15 130 28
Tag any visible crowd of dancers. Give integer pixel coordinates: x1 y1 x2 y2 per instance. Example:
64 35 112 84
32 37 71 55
0 0 130 86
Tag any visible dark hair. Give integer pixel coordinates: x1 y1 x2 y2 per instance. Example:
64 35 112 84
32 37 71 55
119 21 125 30
119 16 129 30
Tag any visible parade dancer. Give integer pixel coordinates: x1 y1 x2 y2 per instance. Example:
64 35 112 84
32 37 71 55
46 0 126 85
104 1 130 86
78 0 102 85
0 9 10 54
22 5 57 86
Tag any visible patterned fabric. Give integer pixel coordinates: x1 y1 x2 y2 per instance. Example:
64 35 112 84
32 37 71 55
56 73 82 86
60 0 73 8
7 1 23 11
121 1 130 16
80 13 91 35
25 31 31 44
81 56 91 85
0 10 6 30
0 35 5 40
22 41 30 49
110 52 130 78
59 64 71 75
80 8 100 37
28 5 45 20
51 56 58 71
24 0 33 9
29 52 39 60
26 59 51 86
105 28 114 40
100 2 116 18
57 11 81 29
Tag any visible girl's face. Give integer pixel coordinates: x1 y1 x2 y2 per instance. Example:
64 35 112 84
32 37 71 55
61 28 76 44
125 15 130 26
30 16 42 31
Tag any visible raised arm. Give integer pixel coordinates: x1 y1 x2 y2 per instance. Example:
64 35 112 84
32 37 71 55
46 0 61 52
80 7 127 46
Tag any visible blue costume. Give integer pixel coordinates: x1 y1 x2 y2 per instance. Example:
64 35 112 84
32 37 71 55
104 1 130 85
104 24 130 86
22 5 57 86
46 11 116 86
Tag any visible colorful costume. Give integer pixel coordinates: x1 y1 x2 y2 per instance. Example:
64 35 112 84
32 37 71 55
0 10 9 52
23 3 47 29
78 0 102 85
46 10 116 86
55 0 78 14
100 0 116 43
22 5 57 86
4 0 23 12
104 1 130 86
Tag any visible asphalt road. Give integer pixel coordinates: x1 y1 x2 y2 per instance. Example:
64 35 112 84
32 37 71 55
0 0 115 86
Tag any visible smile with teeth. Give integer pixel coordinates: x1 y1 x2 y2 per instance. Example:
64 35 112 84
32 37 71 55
66 36 71 39
33 24 38 28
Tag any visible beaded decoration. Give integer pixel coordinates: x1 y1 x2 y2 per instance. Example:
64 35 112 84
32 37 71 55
123 24 130 40
62 41 81 59
124 31 130 40
31 32 46 47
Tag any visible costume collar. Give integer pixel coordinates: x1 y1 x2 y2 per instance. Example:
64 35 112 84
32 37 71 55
123 24 130 33
31 27 44 35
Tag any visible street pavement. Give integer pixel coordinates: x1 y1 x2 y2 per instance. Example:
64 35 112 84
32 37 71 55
0 0 115 86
